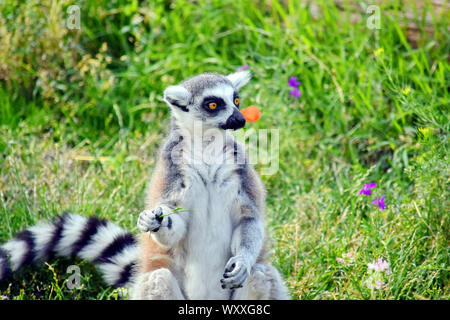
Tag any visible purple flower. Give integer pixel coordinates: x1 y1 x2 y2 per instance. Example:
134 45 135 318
290 88 302 98
236 64 249 71
359 182 377 196
0 295 9 300
371 195 386 210
368 258 391 274
288 76 301 88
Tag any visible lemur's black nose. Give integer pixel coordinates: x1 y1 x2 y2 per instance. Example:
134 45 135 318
220 108 246 130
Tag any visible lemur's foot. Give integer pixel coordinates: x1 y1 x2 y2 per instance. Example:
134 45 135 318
138 207 168 233
132 268 184 300
246 264 271 299
221 255 251 289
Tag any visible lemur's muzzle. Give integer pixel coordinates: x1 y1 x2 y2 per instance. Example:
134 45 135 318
220 108 246 130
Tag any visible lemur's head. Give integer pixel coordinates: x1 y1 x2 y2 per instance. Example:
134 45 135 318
163 71 251 131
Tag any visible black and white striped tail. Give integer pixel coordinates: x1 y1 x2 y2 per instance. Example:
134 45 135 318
0 213 140 288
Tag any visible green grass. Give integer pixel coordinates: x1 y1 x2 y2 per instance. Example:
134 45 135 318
0 0 448 300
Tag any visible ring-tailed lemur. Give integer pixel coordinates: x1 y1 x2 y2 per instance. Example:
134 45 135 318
0 71 290 300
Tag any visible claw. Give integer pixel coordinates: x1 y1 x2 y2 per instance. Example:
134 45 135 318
155 209 164 223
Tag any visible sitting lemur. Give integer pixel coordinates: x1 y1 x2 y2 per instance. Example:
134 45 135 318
0 71 290 300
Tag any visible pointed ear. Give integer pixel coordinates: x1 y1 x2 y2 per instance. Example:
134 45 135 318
226 70 251 90
163 85 191 112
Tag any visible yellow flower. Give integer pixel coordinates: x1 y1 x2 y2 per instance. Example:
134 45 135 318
100 42 108 53
402 87 411 95
418 127 433 140
374 48 384 56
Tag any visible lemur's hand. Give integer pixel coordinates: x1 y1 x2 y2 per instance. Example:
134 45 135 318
221 255 251 289
138 207 166 233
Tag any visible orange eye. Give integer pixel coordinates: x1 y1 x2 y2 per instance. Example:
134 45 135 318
234 98 240 105
209 102 217 110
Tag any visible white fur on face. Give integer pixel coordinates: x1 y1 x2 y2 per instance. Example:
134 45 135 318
171 106 199 132
197 83 237 127
166 72 251 133
171 83 238 132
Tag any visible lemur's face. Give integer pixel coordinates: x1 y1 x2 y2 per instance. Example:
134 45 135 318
163 71 251 131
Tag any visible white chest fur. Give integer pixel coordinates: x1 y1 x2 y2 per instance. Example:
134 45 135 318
178 131 240 299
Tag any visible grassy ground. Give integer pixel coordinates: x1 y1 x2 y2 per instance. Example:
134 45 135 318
0 0 448 300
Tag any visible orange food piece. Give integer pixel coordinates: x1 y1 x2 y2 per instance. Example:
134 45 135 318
240 105 260 122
